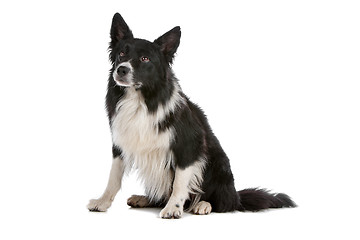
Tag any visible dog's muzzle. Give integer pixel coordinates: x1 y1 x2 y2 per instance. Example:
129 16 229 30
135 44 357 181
113 62 134 87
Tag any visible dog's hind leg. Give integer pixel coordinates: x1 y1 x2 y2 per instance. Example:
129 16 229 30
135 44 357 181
87 156 125 212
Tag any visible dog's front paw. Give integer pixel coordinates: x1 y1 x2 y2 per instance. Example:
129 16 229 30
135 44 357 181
87 198 112 212
160 203 183 219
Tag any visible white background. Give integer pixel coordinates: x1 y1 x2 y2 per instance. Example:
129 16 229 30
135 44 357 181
0 0 359 239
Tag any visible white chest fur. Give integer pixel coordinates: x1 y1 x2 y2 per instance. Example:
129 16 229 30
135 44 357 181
111 87 184 202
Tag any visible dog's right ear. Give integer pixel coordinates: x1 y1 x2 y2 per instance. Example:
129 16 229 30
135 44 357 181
110 13 133 48
154 26 181 64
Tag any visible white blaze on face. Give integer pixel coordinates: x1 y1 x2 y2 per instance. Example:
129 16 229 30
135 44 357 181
113 61 135 87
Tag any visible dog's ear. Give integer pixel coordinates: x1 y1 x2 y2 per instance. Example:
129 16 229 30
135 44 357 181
154 26 181 64
110 13 133 48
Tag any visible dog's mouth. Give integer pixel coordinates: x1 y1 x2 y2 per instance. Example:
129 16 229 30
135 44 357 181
113 73 142 89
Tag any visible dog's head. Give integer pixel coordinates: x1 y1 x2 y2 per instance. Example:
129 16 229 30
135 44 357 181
109 13 181 90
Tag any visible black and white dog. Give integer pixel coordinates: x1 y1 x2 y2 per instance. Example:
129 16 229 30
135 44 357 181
87 13 296 218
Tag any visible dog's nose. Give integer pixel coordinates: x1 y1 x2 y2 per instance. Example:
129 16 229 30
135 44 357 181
117 66 130 77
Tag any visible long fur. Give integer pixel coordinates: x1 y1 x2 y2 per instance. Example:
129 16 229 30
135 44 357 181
89 13 296 216
238 188 297 211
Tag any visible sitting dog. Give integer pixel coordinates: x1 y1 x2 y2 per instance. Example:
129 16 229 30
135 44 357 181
87 13 296 218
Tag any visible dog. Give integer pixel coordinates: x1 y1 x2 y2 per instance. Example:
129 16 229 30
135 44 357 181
87 13 296 218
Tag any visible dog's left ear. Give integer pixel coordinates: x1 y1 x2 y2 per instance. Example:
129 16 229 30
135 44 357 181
154 26 181 64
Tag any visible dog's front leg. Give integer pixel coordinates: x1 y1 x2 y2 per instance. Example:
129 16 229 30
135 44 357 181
87 156 125 212
160 166 194 219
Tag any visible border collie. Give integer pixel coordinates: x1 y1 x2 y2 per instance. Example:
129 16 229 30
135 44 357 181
87 13 296 218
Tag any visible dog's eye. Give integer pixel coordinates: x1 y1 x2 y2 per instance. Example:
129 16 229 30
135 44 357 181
140 56 150 62
119 52 125 57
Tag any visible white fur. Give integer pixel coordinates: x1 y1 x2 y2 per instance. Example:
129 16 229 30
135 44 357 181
87 157 125 211
111 83 187 202
160 162 206 218
193 201 212 215
113 61 134 87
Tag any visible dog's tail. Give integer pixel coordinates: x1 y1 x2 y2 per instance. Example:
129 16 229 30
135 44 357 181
237 188 296 211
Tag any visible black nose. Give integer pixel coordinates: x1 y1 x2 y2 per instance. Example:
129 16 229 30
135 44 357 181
117 66 130 77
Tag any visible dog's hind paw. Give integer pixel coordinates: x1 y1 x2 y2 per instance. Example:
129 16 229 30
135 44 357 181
87 198 112 212
127 195 151 208
193 201 212 215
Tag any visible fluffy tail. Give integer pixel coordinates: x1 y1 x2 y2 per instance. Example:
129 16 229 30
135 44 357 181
237 188 296 212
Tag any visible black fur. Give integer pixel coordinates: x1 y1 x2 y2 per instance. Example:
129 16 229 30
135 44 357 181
238 188 297 211
112 145 122 158
105 13 296 213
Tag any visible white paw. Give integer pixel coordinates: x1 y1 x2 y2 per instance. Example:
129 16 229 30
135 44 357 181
160 203 183 219
193 201 212 215
87 198 112 212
